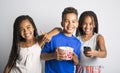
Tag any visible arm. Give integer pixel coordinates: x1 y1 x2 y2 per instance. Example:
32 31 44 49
40 38 57 60
4 65 10 73
87 34 107 58
40 48 62 61
38 27 62 47
4 57 15 73
47 27 62 38
95 34 107 58
45 27 62 42
40 52 56 60
72 52 79 65
4 49 17 73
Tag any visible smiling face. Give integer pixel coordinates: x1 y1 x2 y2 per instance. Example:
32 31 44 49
82 16 95 35
61 13 78 36
20 19 35 41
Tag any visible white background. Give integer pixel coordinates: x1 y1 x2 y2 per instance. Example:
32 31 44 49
0 0 120 73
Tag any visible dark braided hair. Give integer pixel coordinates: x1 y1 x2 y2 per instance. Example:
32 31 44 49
7 15 38 69
76 11 98 36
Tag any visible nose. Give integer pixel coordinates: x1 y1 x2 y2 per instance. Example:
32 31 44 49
86 24 90 28
68 21 73 26
24 29 28 33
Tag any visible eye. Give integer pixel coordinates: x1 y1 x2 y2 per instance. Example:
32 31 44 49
27 26 30 29
90 22 94 26
26 25 32 29
20 28 24 32
65 20 68 22
72 21 76 23
64 20 69 24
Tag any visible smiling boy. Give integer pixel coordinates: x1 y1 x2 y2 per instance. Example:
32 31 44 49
41 7 81 73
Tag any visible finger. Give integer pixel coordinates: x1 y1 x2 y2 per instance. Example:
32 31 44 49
46 38 50 42
56 48 59 52
59 52 66 55
57 52 61 60
41 34 47 42
40 30 46 35
44 37 50 42
90 54 94 58
58 55 67 60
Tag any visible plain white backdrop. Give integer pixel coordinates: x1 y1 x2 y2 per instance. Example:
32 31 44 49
0 0 120 73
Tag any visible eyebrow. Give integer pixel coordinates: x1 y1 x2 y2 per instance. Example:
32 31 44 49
64 18 78 21
20 24 31 29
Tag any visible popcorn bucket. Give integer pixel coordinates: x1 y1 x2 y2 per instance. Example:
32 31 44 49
58 46 73 60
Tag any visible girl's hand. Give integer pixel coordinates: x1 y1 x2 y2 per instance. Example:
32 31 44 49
38 31 52 47
85 49 98 58
40 31 51 42
38 34 50 47
40 27 62 43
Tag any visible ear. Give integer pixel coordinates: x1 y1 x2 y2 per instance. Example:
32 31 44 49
76 21 79 28
93 24 95 28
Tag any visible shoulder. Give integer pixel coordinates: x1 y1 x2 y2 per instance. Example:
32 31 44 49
52 32 61 38
51 32 64 40
96 34 105 42
72 36 81 46
74 36 81 43
72 35 81 42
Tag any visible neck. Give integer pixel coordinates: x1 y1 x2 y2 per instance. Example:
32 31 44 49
84 33 93 37
25 37 36 47
62 30 73 37
81 33 93 41
63 32 73 37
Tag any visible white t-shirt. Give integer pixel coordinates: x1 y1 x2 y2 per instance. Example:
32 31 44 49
10 43 42 73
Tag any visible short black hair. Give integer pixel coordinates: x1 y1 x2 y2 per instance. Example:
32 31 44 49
62 7 78 21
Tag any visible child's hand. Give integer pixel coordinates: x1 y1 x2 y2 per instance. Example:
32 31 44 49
38 33 50 47
84 49 97 58
72 52 79 65
56 48 67 60
40 31 51 42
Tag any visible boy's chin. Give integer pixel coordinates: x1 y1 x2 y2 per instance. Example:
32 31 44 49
67 31 74 34
64 32 73 36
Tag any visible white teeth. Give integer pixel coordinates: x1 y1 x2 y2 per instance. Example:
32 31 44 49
86 29 90 32
68 27 73 30
69 28 72 30
25 33 30 37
